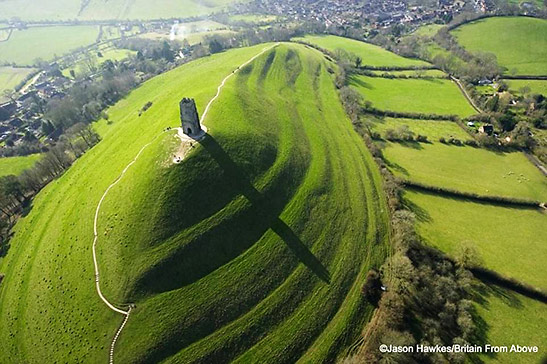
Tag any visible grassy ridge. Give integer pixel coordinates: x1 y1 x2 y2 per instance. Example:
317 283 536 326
349 75 477 117
293 35 429 68
451 16 547 75
0 44 280 363
110 44 389 363
0 154 42 177
0 43 388 363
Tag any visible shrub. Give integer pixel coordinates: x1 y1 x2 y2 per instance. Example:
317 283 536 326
439 137 447 144
361 269 383 306
464 139 478 147
416 134 428 143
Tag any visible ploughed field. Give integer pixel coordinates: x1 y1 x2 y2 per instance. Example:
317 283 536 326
0 43 389 363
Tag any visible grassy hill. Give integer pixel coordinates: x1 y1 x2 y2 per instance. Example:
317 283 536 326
0 26 99 66
293 34 429 68
0 43 389 363
451 16 547 75
0 154 42 177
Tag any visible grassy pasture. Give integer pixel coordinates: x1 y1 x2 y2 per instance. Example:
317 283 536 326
61 48 136 78
405 189 547 290
367 117 472 141
0 26 99 66
472 283 547 364
292 34 429 68
349 75 476 117
0 66 36 92
368 69 447 77
0 43 389 363
382 142 547 201
412 23 443 37
0 0 239 20
0 154 42 177
505 79 547 96
451 16 547 75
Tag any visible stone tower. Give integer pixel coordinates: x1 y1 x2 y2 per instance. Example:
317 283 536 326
179 98 201 136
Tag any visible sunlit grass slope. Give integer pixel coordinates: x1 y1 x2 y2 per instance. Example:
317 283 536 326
108 43 389 364
405 189 547 290
0 154 41 177
293 34 429 68
0 43 279 363
451 16 547 75
0 43 389 363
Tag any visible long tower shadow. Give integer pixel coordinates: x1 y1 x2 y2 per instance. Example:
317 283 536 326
200 133 331 284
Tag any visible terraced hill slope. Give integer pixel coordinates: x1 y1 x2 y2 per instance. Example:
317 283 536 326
0 43 389 363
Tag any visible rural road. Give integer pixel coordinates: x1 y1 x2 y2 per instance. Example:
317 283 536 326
91 43 279 364
450 75 483 113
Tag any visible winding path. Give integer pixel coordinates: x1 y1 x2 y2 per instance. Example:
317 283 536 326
91 43 278 364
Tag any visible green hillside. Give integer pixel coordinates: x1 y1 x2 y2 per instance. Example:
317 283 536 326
451 16 547 75
293 34 429 68
0 43 389 363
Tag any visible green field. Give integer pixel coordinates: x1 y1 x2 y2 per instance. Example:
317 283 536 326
451 16 547 75
382 142 547 201
350 75 476 117
367 117 472 141
0 0 240 20
0 43 389 363
0 66 36 92
472 282 547 364
412 23 443 37
292 35 429 68
405 189 547 290
229 14 278 23
0 26 99 66
61 48 136 78
0 154 42 177
368 69 447 77
505 79 547 96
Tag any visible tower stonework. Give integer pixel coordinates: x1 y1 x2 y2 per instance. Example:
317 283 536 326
179 98 202 136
